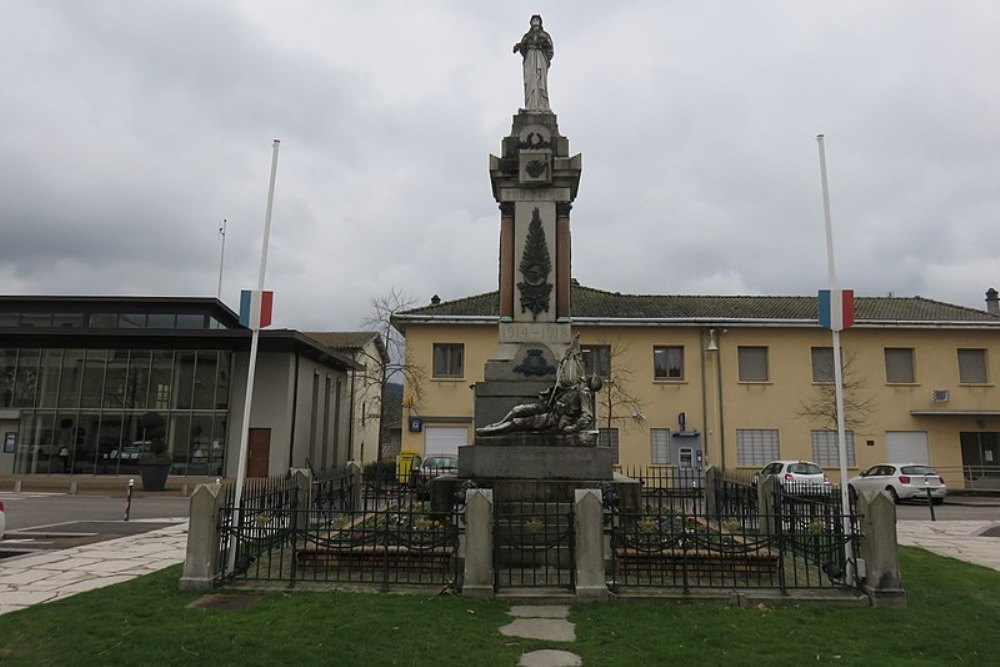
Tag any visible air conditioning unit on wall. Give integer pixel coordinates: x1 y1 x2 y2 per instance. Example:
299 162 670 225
932 389 951 403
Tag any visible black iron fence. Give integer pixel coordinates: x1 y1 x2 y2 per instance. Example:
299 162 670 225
616 465 703 506
606 478 860 592
494 500 575 591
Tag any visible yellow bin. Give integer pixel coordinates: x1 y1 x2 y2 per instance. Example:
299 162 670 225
397 450 422 485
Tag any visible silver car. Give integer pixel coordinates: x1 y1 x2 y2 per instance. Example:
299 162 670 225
848 463 946 504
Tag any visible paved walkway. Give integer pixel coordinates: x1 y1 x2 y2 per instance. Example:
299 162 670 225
501 606 582 667
0 519 188 616
896 520 1000 571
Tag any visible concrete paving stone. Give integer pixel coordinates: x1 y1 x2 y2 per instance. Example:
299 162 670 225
78 560 143 574
519 650 583 667
3 590 60 606
509 605 571 619
3 553 75 567
0 605 27 615
500 619 576 643
0 569 55 585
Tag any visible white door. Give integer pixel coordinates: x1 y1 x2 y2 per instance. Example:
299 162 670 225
423 426 468 456
885 431 930 464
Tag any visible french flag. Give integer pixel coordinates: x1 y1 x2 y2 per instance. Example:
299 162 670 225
818 289 854 331
239 289 274 329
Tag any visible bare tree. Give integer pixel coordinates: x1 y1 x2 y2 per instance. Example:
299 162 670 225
359 288 426 461
797 349 875 431
584 335 646 433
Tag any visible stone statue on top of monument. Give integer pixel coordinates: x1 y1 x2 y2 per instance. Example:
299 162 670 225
476 335 602 438
513 14 553 112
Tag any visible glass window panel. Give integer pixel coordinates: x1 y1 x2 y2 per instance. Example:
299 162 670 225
72 412 102 474
119 313 147 328
89 313 118 328
811 347 834 382
80 349 107 409
599 428 619 463
650 428 671 464
169 414 192 474
125 350 151 409
58 349 85 408
37 349 62 407
958 349 987 384
20 313 52 328
193 351 218 409
188 415 216 475
736 428 780 466
209 414 226 476
52 313 83 328
149 351 173 410
810 430 856 467
582 345 611 379
433 343 464 378
738 347 769 382
147 313 176 329
96 414 125 474
172 351 196 409
885 348 915 383
103 350 129 410
0 349 17 408
13 348 41 407
215 351 231 409
176 314 206 329
653 346 684 380
15 412 56 474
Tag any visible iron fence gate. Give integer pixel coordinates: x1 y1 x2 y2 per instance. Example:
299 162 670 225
494 500 575 591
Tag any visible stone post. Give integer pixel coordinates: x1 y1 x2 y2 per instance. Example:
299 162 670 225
859 490 907 607
179 482 224 590
757 476 780 536
703 465 721 517
290 468 313 512
574 488 607 600
345 460 363 511
462 488 494 598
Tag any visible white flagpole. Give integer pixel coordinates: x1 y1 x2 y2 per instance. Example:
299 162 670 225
217 218 227 300
817 134 853 578
229 140 280 572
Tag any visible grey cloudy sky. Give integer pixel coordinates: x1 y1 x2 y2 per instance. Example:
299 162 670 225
3 1 999 330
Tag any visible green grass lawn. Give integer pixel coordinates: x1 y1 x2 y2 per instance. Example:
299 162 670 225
1 547 998 666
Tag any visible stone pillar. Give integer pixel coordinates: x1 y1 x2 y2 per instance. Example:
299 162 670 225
499 202 515 319
179 482 224 591
555 202 572 320
345 460 363 511
290 468 313 511
859 491 907 607
757 476 780 536
462 488 494 598
703 465 721 517
574 488 607 600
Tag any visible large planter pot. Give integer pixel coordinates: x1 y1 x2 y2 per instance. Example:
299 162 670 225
139 461 171 492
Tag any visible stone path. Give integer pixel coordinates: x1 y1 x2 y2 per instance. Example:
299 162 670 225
500 605 582 667
896 520 1000 571
0 519 188 616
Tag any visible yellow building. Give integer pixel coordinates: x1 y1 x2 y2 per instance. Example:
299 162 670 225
394 284 1000 489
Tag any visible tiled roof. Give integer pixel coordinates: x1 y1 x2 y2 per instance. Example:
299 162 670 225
302 331 381 352
397 285 1000 324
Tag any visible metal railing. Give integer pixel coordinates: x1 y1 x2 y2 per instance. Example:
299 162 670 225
494 500 575 591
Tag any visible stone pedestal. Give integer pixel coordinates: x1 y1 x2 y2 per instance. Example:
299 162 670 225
459 443 610 479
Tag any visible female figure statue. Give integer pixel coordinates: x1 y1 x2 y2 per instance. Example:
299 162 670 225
513 15 553 111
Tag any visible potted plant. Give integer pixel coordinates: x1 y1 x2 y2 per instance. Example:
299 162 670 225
138 411 171 492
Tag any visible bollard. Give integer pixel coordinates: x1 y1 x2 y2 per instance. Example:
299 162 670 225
124 478 135 521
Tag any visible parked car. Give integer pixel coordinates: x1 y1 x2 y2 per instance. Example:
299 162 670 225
753 460 831 490
410 453 458 499
848 463 947 504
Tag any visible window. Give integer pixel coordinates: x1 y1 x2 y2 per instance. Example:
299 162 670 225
885 348 915 384
737 347 769 382
810 430 856 467
599 428 619 463
653 346 683 380
811 347 834 383
650 428 671 464
958 349 987 384
581 345 610 379
433 343 464 378
736 429 779 466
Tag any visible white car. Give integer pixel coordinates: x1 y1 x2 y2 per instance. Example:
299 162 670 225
848 463 946 504
755 460 830 489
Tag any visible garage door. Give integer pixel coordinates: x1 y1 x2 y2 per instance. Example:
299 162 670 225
885 431 929 464
424 426 469 456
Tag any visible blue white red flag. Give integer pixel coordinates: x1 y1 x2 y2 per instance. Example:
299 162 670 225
239 289 273 329
818 289 854 331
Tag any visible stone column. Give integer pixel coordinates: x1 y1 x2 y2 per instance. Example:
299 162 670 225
462 488 494 598
757 476 780 536
345 460 363 511
555 202 572 320
179 482 224 591
574 488 607 600
859 490 907 607
703 465 721 518
290 467 313 511
499 202 515 319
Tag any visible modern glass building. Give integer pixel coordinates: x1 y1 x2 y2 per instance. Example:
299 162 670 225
0 296 359 479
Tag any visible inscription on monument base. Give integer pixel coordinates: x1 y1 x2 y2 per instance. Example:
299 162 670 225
499 321 572 345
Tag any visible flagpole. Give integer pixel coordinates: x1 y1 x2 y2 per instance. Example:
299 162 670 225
229 140 280 572
817 134 853 579
217 218 227 300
